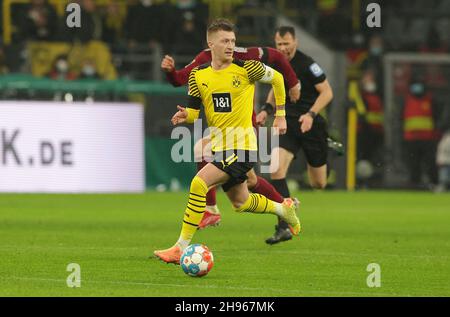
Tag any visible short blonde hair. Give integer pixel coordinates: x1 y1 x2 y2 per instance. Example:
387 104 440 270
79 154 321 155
207 18 235 37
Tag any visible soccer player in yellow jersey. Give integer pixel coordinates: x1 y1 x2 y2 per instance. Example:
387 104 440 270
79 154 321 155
154 19 301 264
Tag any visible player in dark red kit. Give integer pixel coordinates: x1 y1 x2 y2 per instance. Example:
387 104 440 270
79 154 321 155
163 46 301 101
161 46 301 229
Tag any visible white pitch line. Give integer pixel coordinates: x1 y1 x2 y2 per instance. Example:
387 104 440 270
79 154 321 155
0 276 406 296
254 250 450 260
0 245 144 251
0 245 448 260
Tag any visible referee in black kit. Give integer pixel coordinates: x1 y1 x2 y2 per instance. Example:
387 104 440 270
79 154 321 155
256 26 335 244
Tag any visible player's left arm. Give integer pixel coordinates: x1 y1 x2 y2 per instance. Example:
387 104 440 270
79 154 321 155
299 61 334 133
311 79 333 115
266 47 300 102
299 80 333 133
255 88 275 127
245 60 287 134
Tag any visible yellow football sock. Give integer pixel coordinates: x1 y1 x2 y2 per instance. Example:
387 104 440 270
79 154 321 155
234 193 282 216
178 176 208 247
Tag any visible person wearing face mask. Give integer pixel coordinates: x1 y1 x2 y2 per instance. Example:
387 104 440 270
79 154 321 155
360 70 383 133
402 77 439 189
356 69 384 188
46 54 77 80
362 34 385 97
79 59 101 80
368 36 383 57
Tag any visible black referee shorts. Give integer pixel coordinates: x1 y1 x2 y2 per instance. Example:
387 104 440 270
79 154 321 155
279 115 328 167
211 150 256 192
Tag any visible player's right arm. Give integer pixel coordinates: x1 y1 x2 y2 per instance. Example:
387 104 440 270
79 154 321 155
172 67 201 125
162 51 211 87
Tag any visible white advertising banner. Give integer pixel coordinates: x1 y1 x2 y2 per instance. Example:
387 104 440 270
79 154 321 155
0 101 145 192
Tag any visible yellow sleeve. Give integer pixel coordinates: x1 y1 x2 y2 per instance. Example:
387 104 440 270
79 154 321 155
185 108 200 123
188 67 201 98
186 67 201 123
247 62 286 116
244 60 286 116
243 60 266 82
266 69 286 112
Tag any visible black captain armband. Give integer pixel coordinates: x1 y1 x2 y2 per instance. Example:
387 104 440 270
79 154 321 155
188 95 202 110
260 102 275 115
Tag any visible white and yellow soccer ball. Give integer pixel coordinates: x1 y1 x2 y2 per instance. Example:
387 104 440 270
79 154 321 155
180 244 214 277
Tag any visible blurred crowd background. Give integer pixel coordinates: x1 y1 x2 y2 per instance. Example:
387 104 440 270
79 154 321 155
1 0 449 78
1 0 449 191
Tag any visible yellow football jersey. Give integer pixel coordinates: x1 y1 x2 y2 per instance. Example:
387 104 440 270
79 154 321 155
187 59 267 152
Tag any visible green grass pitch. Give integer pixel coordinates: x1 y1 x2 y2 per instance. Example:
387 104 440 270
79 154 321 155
0 191 449 297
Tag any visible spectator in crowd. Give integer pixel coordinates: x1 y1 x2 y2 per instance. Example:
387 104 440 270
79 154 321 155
79 58 101 79
125 0 162 50
122 0 165 79
436 129 450 192
46 54 78 80
316 0 352 49
357 69 384 187
420 24 448 53
171 11 205 55
362 34 385 97
159 0 208 54
64 0 103 43
175 0 208 31
18 0 58 42
402 77 439 189
101 1 126 46
0 45 8 74
234 0 275 47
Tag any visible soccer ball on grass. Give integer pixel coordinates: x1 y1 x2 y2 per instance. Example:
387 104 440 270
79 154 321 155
180 244 214 277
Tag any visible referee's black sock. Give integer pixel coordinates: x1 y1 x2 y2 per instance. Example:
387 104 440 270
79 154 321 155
271 179 290 197
271 179 290 230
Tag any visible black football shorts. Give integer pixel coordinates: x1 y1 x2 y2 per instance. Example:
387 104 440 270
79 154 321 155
279 115 328 167
211 150 256 192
